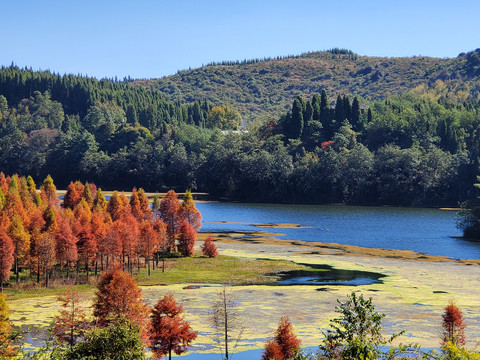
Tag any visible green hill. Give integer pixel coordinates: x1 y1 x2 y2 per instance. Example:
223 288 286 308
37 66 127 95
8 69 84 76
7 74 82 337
134 49 480 122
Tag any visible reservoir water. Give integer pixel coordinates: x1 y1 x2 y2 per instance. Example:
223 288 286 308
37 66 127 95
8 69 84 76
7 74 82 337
197 202 480 260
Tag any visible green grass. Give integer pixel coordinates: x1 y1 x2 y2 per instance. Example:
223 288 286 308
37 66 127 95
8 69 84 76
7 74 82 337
4 255 306 300
134 255 306 286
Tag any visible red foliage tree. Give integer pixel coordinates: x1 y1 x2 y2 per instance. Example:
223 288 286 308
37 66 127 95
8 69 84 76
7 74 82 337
149 293 197 360
158 190 181 252
177 220 196 257
262 316 301 360
0 231 14 292
138 220 159 276
106 191 128 221
63 181 83 210
35 232 56 287
262 340 283 360
53 289 89 349
201 236 218 258
55 219 78 276
442 301 466 347
93 267 150 337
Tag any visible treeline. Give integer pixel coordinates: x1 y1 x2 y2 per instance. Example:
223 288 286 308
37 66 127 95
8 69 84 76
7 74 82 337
0 65 213 129
203 91 480 205
0 173 210 289
2 67 480 205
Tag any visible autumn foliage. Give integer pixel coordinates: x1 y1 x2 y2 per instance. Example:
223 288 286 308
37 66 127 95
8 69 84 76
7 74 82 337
442 301 466 347
53 289 89 349
262 316 301 360
177 220 197 257
93 267 150 336
201 236 218 258
149 293 197 360
0 173 201 288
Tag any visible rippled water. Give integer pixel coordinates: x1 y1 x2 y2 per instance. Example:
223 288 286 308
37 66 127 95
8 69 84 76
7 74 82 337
197 203 480 259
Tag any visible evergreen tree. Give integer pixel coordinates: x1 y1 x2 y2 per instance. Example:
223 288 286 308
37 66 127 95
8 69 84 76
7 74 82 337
351 97 361 130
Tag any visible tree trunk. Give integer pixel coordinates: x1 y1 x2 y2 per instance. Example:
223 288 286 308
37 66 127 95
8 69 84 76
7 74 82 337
15 257 19 284
224 291 229 360
148 257 151 276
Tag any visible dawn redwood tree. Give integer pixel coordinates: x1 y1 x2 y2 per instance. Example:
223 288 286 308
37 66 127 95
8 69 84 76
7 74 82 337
158 190 181 252
63 181 83 209
53 288 89 350
137 188 152 221
54 219 78 277
130 188 143 221
442 301 466 347
40 175 59 208
177 220 196 257
138 220 159 276
93 267 149 337
201 236 218 258
179 190 201 231
93 188 108 212
0 231 14 292
262 340 283 360
8 215 30 284
35 232 56 287
107 191 128 221
262 316 301 360
149 293 197 360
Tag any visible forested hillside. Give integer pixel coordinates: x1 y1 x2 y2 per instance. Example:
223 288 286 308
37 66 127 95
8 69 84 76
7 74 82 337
1 51 480 206
135 48 480 122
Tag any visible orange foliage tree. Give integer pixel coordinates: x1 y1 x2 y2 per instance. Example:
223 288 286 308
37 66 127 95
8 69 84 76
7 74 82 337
0 231 14 292
149 293 197 360
54 219 78 277
201 236 218 258
262 316 301 360
158 190 181 252
442 301 466 347
177 220 196 257
93 267 149 337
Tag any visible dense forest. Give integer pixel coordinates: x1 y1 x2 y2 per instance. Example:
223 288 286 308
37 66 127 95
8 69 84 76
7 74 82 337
1 59 480 206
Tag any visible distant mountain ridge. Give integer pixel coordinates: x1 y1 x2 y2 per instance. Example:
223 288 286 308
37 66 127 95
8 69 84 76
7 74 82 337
133 49 480 121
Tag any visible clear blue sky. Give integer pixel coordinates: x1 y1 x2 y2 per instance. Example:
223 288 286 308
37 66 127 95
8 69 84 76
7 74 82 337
1 0 479 79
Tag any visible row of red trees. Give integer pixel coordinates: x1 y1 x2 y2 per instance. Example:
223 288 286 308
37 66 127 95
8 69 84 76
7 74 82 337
0 173 209 289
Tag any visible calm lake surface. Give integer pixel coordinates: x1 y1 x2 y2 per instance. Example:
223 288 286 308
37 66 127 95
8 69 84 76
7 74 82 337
197 202 480 260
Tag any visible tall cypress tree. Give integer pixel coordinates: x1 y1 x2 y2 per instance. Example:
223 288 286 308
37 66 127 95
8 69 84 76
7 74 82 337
311 94 321 121
351 97 361 130
320 90 332 139
343 95 352 122
284 99 304 139
335 95 345 124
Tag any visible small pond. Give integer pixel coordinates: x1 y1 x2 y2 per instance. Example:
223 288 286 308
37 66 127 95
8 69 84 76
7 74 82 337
275 263 385 286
